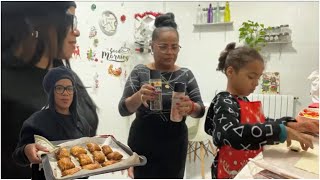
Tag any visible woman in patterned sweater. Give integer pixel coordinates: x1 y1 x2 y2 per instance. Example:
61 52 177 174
204 42 318 179
118 13 205 178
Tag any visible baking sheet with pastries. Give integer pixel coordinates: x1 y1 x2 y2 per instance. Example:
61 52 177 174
41 136 146 180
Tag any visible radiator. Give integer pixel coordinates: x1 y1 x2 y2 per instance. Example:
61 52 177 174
214 90 297 119
248 94 296 119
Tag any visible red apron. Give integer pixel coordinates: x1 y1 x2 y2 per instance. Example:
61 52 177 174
217 99 265 179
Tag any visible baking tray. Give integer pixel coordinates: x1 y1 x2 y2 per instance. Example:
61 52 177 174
41 136 147 180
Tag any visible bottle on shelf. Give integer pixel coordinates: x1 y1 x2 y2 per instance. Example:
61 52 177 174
214 2 221 23
207 3 213 23
196 4 202 24
202 8 207 24
224 1 230 22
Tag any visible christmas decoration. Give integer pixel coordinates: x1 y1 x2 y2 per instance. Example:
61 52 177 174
120 15 126 23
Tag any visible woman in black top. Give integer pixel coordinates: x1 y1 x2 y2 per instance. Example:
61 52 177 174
2 2 98 178
13 66 92 180
118 13 205 178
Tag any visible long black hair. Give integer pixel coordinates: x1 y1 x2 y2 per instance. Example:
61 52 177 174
1 2 76 68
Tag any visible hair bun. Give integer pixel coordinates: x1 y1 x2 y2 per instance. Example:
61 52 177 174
217 42 236 72
225 42 236 52
154 12 177 29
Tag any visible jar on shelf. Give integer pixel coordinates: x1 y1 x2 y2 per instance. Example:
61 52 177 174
269 34 274 42
273 34 279 42
279 32 291 42
280 24 290 34
264 35 270 42
278 33 285 42
273 26 281 34
283 32 291 42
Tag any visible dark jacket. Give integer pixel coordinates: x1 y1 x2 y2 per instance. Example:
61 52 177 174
12 66 93 179
1 51 98 178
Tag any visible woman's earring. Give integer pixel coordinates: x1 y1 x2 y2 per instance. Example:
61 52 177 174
151 50 154 55
31 30 39 39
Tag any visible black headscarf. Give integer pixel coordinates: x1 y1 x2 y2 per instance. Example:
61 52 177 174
42 66 92 136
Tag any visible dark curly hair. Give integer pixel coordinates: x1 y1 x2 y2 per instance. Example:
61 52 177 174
217 42 264 73
152 12 179 41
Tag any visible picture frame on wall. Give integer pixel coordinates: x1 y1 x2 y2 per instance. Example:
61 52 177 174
261 72 280 94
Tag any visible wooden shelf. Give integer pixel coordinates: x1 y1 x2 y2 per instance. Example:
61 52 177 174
193 22 233 27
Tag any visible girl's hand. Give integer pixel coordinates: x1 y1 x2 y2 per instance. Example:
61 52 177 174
176 96 193 116
127 167 134 179
286 126 314 151
287 121 319 134
24 143 49 164
139 84 156 108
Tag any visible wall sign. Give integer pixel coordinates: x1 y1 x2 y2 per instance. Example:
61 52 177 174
101 46 131 62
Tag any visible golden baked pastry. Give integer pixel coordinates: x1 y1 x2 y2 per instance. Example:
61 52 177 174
106 151 123 161
61 167 81 177
57 157 75 171
82 162 101 170
101 160 118 167
101 145 113 156
86 143 101 152
78 154 93 166
70 146 87 157
92 151 106 163
56 147 70 160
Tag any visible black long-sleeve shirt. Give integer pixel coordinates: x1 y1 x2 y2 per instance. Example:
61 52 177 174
204 91 288 150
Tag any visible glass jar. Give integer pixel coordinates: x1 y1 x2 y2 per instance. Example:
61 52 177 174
273 34 279 42
278 33 285 42
269 34 274 42
280 24 290 34
265 28 271 35
274 26 281 34
279 32 291 42
264 35 270 42
283 32 291 42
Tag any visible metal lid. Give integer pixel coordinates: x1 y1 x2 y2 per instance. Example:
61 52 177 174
150 70 161 79
174 82 186 92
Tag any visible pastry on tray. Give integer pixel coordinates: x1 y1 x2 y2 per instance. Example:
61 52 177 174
57 157 75 171
61 167 81 177
87 143 101 152
82 162 102 170
77 154 93 166
56 147 70 160
101 160 118 167
106 151 123 161
101 145 113 156
70 146 87 157
92 151 106 163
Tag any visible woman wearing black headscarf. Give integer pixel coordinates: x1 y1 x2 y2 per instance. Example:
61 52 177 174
13 66 92 179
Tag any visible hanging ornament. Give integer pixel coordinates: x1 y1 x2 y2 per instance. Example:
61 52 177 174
87 48 94 60
89 26 97 38
120 15 126 23
87 48 99 62
93 38 99 47
91 4 96 11
94 73 99 88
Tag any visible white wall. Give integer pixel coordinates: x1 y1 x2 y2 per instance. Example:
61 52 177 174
71 1 319 142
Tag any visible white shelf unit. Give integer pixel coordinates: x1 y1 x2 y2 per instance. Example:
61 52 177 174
193 21 233 27
266 41 292 44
